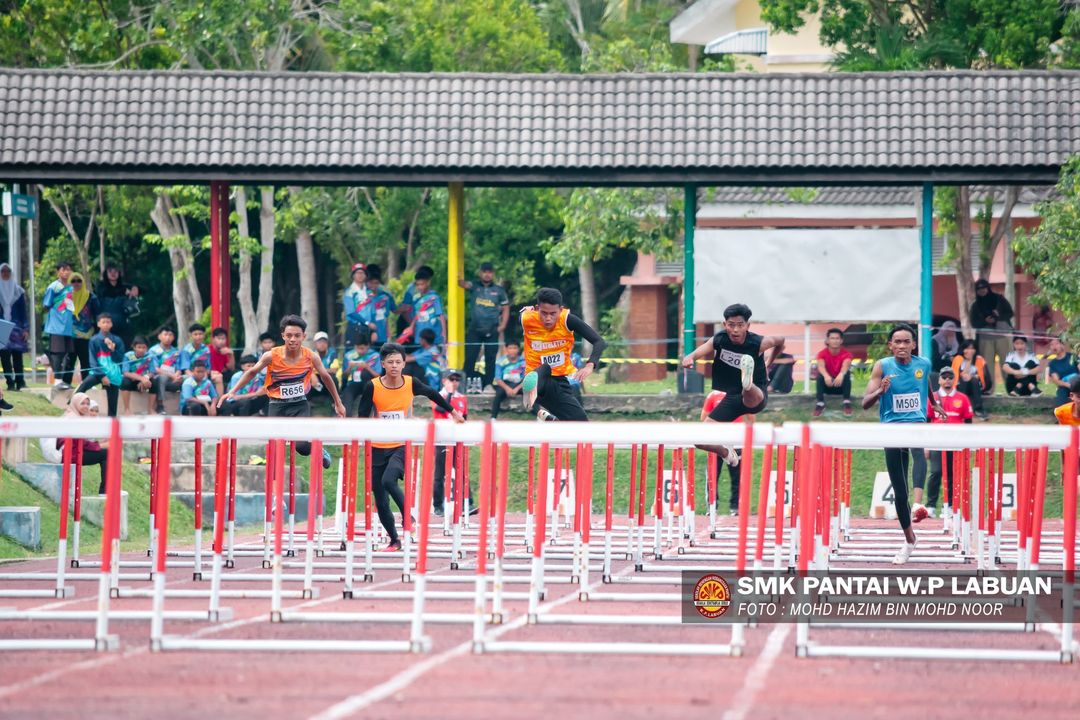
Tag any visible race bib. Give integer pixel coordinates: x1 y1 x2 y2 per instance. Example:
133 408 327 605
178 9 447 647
352 369 364 383
379 411 405 420
279 381 306 400
541 352 565 367
417 311 430 322
892 392 921 413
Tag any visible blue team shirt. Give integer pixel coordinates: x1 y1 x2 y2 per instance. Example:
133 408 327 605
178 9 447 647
87 333 126 377
361 288 397 341
567 351 584 388
879 356 931 424
413 291 445 345
226 369 265 400
149 343 181 374
496 356 526 385
179 342 211 372
411 344 445 387
42 280 74 337
124 350 157 377
180 376 218 411
344 348 382 383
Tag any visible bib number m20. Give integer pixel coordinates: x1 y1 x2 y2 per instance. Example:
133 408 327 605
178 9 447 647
892 393 921 413
279 382 305 400
541 352 564 367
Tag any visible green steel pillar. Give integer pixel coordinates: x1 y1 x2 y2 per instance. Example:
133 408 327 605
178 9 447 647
920 182 934 359
683 185 697 362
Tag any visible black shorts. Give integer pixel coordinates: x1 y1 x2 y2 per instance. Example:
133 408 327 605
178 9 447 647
120 377 153 392
707 386 768 422
49 335 75 353
538 375 588 421
267 399 311 418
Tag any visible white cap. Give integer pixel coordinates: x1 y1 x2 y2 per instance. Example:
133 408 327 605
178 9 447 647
313 331 329 342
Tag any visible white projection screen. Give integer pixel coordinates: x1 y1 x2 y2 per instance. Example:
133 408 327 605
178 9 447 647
693 227 921 323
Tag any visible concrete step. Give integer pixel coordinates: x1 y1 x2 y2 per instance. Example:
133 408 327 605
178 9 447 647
134 463 305 494
173 492 317 528
0 507 41 550
27 385 181 416
13 463 130 539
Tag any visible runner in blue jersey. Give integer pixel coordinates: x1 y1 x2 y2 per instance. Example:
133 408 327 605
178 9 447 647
862 324 946 564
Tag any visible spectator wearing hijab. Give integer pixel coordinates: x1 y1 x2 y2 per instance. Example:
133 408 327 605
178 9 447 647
0 262 29 390
58 392 109 493
970 278 1014 394
69 272 100 385
95 264 139 346
930 321 960 374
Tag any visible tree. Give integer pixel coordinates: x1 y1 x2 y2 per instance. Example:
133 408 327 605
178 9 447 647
1013 155 1080 342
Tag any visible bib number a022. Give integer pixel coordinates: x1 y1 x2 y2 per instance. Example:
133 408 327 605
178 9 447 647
278 381 306 400
892 392 921 413
540 352 565 367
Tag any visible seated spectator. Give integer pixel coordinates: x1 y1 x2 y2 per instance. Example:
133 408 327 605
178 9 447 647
149 326 183 416
951 339 989 420
258 332 277 354
342 334 381 417
1032 305 1054 352
180 360 218 416
219 354 267 417
930 320 960 373
121 335 157 415
567 350 584 400
179 323 210 377
1054 376 1080 426
74 312 126 417
492 340 526 418
1047 337 1078 404
309 331 340 405
208 327 235 395
406 266 446 348
59 392 108 493
405 328 445 387
813 328 853 417
766 352 795 395
1003 335 1042 396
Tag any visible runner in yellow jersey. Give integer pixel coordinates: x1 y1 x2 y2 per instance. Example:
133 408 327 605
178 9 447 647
520 288 606 421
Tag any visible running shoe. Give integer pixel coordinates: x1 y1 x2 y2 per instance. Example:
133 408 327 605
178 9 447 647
739 354 755 391
911 503 929 523
842 401 853 417
721 446 740 467
892 542 916 565
0 398 13 411
433 506 445 517
536 408 556 422
322 448 332 470
729 507 739 517
521 370 539 410
249 455 266 466
380 539 402 552
812 402 825 418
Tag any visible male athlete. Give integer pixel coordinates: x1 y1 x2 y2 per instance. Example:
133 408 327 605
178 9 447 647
218 314 344 468
682 303 785 465
520 288 606 421
356 343 465 551
862 324 946 564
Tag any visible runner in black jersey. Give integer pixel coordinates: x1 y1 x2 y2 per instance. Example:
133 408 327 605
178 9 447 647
681 303 785 465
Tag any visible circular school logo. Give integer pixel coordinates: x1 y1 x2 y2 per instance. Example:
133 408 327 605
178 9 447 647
915 369 924 379
693 573 732 619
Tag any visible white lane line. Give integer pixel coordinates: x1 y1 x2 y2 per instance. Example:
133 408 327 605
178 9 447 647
721 624 790 720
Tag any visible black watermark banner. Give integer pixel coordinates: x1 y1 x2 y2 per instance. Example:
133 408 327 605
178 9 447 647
681 570 1070 624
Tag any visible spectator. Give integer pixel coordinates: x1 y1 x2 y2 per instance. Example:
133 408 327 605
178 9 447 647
1047 337 1078 404
407 266 446 348
120 335 157 415
0 262 29 390
360 264 398 344
342 334 381 416
950 339 989 420
208 327 235 396
179 323 210 376
73 312 126 417
180 359 218 416
343 262 369 347
59 392 108 493
1054 376 1080 426
95 264 139 346
396 276 418 340
68 272 100 385
1032 305 1053 352
970 278 1014 394
925 367 974 517
567 350 585 400
1002 335 1042 396
149 327 182 415
766 352 796 395
219 354 268 417
930 320 960 373
308 331 340 404
258 332 277 354
458 261 509 392
813 328 853 417
432 369 472 516
406 328 445 387
491 340 526 419
43 261 76 388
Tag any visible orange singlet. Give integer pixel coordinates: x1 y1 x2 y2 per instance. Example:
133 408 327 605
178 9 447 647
521 307 576 377
264 346 315 401
371 376 415 448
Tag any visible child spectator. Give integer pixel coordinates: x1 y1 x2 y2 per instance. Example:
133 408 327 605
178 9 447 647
258 332 277 354
431 370 473 516
179 323 211 376
950 339 989 420
491 340 526 419
1047 337 1078 404
361 264 398 344
343 263 369 347
1054 376 1080 426
121 336 157 415
180 359 218 416
406 328 446 387
73 312 126 417
219 354 268 417
814 328 854 417
150 327 183 415
342 335 381 416
43 261 76 388
567 350 585 400
208 327 235 395
309 331 341 404
407 266 446 348
1003 335 1043 396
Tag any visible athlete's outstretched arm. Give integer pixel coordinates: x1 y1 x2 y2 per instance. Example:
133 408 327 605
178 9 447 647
565 313 606 381
682 338 715 369
310 352 346 417
217 351 273 407
861 360 891 411
413 379 465 422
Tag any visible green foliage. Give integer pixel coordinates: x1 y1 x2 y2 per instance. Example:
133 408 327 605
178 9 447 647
934 185 961 269
1013 155 1080 342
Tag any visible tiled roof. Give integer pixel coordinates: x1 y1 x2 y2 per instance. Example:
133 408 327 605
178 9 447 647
706 185 1054 206
1 68 1078 185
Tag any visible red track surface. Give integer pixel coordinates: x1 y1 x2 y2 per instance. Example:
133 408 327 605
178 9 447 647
0 514 1077 720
